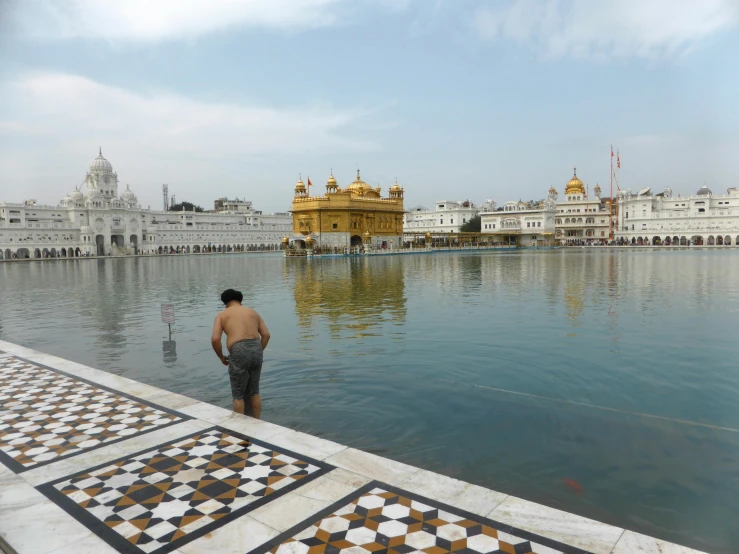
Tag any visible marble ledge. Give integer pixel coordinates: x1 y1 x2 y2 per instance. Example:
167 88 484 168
0 500 91 554
325 447 420 485
291 473 361 503
398 469 508 517
266 428 347 461
46 533 119 554
488 495 624 554
610 530 708 554
324 467 374 488
179 514 279 554
248 489 332 532
0 473 52 513
212 411 292 441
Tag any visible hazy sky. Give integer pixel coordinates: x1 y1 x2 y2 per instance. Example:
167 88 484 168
1 0 737 212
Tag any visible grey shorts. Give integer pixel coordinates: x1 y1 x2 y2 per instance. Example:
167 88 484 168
228 338 263 400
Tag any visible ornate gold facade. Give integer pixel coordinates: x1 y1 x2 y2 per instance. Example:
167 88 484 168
291 170 405 247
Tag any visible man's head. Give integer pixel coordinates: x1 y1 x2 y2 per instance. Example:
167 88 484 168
220 289 243 305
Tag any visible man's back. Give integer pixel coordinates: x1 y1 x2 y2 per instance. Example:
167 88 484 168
220 305 261 349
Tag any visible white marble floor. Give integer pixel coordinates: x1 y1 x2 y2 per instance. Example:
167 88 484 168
0 340 708 554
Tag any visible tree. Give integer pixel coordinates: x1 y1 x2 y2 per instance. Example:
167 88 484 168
170 201 204 212
460 215 481 233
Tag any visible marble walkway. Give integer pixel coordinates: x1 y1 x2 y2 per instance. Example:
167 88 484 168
0 340 704 554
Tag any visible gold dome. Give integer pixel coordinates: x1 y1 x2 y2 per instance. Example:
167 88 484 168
346 169 370 195
327 173 337 186
549 185 557 194
565 167 585 195
295 178 306 192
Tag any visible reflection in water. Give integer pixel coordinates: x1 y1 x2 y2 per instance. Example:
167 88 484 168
288 258 406 340
163 340 177 363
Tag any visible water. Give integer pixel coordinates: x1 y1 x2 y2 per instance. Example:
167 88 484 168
1 249 738 552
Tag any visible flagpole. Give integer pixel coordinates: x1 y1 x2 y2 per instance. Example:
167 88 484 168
610 145 613 241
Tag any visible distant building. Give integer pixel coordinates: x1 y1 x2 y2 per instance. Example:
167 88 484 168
403 200 484 236
290 170 405 249
480 191 557 246
616 186 739 245
551 168 611 244
0 149 291 259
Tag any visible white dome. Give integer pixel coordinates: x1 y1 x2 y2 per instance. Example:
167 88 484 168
70 186 84 201
121 185 136 201
90 148 113 174
696 185 712 196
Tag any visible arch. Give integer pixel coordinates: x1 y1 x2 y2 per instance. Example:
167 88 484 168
691 235 703 245
680 236 687 246
17 248 30 259
717 235 723 246
707 235 715 245
631 238 636 245
129 234 138 254
186 245 191 253
663 236 671 245
241 244 245 251
672 236 679 245
193 245 200 253
652 236 661 245
350 235 362 247
96 234 105 256
637 237 643 245
724 235 731 246
75 247 81 257
3 248 11 259
61 248 67 257
42 248 50 258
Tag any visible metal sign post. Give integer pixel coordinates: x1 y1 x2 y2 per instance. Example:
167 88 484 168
161 304 175 340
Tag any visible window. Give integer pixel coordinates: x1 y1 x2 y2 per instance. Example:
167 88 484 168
538 222 541 227
493 224 496 229
527 222 530 228
440 219 444 224
332 223 338 229
463 218 466 223
601 231 605 236
450 219 453 224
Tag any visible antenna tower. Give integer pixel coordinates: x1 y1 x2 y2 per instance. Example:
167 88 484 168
162 184 169 211
170 195 176 210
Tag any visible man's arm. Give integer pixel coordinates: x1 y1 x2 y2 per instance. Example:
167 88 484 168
258 316 271 351
211 313 228 365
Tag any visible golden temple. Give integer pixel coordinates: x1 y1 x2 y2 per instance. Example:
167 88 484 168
289 170 405 250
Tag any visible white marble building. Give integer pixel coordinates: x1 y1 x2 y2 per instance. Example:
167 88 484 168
480 192 557 246
615 185 739 246
403 199 495 237
0 150 292 259
552 169 611 244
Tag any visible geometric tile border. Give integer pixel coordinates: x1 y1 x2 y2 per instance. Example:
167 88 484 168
0 356 190 473
37 426 333 554
253 482 592 554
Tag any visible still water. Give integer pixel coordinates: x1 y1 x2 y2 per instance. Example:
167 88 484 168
1 250 738 552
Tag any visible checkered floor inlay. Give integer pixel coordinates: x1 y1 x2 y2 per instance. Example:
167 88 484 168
0 357 187 472
38 427 332 554
256 483 591 554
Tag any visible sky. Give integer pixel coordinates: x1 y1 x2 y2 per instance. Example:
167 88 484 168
1 0 738 212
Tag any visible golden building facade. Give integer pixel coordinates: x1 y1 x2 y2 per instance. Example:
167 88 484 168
290 170 405 249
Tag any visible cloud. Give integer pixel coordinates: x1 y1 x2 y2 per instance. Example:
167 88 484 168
0 72 383 208
472 0 739 60
3 0 406 41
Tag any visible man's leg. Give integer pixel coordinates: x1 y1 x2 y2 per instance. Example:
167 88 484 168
249 395 262 419
233 398 246 414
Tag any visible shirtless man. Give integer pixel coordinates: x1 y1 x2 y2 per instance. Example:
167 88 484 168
211 289 270 418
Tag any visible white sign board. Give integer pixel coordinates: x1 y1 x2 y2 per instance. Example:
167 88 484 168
161 304 175 324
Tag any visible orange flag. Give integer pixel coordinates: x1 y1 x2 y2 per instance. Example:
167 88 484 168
307 177 312 188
